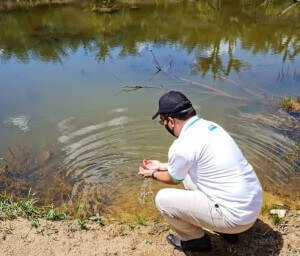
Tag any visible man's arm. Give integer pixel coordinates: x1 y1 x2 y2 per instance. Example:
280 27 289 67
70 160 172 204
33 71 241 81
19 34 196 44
138 166 179 185
153 170 180 185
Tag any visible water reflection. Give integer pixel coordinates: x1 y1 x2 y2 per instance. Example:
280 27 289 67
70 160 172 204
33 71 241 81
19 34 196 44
0 0 298 78
0 0 299 217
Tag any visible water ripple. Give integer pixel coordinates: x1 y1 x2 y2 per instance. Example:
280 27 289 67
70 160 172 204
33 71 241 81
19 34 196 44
58 116 166 197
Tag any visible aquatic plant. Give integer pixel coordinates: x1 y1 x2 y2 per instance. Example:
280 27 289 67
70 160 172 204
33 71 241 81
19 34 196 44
91 0 120 13
280 143 300 173
40 174 73 206
280 96 300 113
0 148 114 221
0 147 37 197
62 186 113 219
280 97 295 112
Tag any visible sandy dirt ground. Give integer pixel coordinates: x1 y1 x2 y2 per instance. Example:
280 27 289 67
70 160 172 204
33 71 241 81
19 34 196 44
0 211 299 256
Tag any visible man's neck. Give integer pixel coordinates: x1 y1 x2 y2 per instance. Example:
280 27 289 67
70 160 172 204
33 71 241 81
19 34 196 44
177 116 196 137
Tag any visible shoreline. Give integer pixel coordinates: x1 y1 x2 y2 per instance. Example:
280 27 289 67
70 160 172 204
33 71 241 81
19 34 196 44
0 190 299 255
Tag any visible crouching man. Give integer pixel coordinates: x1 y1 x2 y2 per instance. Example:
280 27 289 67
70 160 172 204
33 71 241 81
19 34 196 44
138 91 263 253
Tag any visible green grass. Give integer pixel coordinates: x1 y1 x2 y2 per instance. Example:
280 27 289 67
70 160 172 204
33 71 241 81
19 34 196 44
127 215 147 229
269 213 283 225
133 215 146 225
260 203 272 215
78 219 88 230
0 191 40 220
0 191 68 221
89 215 105 226
30 219 40 228
45 206 68 221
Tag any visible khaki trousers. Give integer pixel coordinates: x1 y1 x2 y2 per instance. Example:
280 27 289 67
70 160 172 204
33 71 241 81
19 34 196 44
155 174 255 241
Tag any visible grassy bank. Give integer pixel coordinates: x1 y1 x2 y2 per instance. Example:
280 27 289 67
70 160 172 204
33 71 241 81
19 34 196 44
1 188 298 224
0 190 299 256
0 191 68 222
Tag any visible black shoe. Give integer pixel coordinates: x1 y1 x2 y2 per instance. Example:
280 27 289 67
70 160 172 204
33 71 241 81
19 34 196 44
166 234 212 252
216 232 239 244
166 234 184 252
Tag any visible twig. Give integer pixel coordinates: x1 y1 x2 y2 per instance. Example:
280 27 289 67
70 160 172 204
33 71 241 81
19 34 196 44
148 69 160 81
150 49 161 71
278 2 299 16
113 75 123 85
23 227 33 239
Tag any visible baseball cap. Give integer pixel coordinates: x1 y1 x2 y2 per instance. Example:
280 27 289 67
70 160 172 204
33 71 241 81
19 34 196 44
152 91 193 119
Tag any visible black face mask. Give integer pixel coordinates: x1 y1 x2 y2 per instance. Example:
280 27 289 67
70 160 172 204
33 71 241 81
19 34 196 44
165 123 176 137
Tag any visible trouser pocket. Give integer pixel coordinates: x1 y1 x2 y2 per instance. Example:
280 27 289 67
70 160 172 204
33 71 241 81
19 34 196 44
210 203 223 219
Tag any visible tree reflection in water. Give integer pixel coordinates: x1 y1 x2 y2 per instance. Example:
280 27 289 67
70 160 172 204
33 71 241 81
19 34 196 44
0 0 298 79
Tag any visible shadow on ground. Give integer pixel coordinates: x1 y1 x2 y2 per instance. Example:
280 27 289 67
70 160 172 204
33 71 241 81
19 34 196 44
180 219 283 256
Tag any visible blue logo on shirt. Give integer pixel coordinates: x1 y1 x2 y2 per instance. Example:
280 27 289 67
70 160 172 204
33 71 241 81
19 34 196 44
208 124 217 131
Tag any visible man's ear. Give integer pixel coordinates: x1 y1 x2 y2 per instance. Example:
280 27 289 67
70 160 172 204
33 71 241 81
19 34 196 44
168 117 175 128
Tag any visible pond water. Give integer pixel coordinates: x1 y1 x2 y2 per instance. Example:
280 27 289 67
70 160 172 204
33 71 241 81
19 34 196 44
0 0 299 218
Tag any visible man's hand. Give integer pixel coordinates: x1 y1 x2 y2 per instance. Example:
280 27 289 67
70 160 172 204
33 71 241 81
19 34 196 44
143 159 168 171
138 165 179 185
138 166 154 178
143 159 161 170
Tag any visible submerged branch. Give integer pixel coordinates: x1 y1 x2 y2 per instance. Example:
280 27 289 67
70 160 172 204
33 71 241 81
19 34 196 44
278 2 299 16
175 76 248 101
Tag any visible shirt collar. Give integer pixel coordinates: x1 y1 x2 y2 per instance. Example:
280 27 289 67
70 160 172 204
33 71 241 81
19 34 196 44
179 116 201 137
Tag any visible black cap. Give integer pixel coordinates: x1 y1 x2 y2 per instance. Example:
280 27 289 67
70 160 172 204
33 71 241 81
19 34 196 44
152 91 192 119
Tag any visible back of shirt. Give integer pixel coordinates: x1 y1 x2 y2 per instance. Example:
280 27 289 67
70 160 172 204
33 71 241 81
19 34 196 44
168 117 263 225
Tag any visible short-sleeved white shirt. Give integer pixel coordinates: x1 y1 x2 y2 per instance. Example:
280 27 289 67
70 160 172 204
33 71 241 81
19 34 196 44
168 116 263 225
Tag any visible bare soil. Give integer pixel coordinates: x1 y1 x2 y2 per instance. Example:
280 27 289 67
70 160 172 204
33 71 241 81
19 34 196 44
0 209 299 256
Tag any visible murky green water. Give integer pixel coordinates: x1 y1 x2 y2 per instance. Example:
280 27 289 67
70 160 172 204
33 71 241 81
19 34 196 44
0 0 299 217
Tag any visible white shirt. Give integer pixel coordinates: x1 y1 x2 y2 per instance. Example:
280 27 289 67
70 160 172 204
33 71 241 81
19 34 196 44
168 116 263 225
